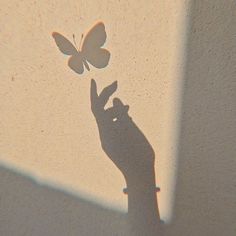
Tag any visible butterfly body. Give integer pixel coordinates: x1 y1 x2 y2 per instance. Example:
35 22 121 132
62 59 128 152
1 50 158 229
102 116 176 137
68 50 90 73
52 22 110 75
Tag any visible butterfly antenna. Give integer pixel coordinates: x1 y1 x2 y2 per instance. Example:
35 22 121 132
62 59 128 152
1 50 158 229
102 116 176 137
73 34 79 51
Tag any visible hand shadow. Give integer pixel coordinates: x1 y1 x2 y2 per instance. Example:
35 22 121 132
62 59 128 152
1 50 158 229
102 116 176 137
90 79 155 184
90 79 161 235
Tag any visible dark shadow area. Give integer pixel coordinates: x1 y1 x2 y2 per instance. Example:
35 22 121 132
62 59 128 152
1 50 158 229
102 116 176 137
90 79 162 235
0 165 126 236
168 1 236 236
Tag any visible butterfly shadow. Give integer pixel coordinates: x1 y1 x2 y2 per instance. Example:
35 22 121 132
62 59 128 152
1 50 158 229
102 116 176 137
52 22 111 75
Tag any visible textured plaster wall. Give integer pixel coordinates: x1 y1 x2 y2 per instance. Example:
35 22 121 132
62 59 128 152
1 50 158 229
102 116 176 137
0 0 235 236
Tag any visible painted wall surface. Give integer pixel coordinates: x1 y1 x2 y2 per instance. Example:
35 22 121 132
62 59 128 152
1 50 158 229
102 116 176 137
0 0 235 235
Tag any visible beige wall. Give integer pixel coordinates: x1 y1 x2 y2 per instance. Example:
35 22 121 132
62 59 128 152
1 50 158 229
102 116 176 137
0 0 235 235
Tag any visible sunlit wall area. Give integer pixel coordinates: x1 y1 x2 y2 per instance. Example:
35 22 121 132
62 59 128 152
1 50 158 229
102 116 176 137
0 0 186 224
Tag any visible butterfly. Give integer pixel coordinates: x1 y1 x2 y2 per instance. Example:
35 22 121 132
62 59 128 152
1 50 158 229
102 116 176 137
52 22 110 74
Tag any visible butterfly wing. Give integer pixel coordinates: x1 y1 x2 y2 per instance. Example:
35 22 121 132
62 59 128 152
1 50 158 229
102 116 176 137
85 48 110 68
52 32 77 55
81 22 110 68
68 54 84 74
82 22 107 49
53 32 84 74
